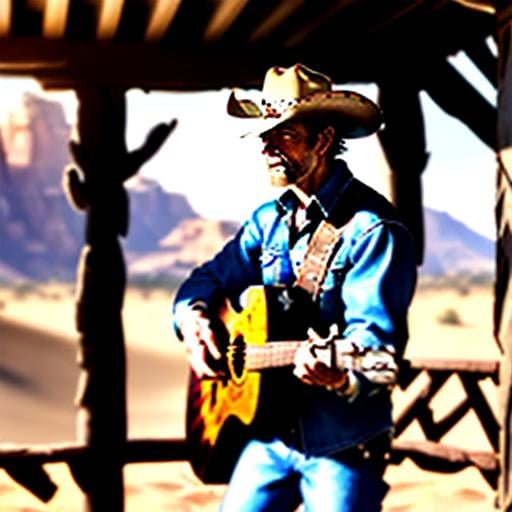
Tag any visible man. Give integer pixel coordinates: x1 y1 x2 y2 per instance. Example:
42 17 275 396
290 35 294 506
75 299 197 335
173 63 417 511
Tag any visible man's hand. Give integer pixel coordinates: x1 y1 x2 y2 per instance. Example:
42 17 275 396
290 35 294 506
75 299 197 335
293 327 349 391
179 306 222 378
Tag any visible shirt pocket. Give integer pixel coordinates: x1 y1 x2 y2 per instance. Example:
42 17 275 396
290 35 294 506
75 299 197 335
321 262 351 292
259 245 282 267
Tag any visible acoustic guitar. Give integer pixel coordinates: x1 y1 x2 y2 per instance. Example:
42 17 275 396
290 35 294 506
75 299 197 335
185 285 397 484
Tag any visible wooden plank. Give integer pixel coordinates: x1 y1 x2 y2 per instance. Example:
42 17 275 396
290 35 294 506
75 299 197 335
203 0 250 42
404 356 499 375
496 3 512 509
465 39 498 88
460 374 500 451
96 0 125 40
43 0 69 38
377 82 428 264
391 439 498 472
0 38 277 89
145 0 182 41
428 397 472 439
246 0 305 44
422 58 497 150
0 0 11 36
393 371 451 437
0 439 189 465
0 437 497 491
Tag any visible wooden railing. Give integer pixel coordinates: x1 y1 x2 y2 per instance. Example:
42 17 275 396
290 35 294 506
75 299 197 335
392 356 500 488
0 356 501 504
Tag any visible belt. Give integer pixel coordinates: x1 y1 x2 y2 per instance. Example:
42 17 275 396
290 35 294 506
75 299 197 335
332 431 392 466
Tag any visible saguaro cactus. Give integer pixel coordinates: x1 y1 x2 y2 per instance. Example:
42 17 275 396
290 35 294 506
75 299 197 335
63 87 176 511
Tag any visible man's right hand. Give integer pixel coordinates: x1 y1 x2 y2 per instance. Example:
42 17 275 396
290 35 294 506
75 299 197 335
179 307 222 378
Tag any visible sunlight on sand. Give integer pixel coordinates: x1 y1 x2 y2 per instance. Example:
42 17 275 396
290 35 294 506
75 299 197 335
0 283 501 511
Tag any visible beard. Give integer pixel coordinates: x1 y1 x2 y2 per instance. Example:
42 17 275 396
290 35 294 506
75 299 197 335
266 154 303 188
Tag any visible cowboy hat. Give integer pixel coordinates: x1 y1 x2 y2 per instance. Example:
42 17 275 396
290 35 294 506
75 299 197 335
227 63 383 138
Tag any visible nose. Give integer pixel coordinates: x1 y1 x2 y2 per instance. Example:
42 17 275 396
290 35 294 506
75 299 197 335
259 136 277 156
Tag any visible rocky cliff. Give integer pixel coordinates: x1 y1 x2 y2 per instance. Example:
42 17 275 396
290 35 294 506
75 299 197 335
0 93 197 281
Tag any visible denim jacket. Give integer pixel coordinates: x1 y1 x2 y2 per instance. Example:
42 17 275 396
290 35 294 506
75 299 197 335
173 160 417 456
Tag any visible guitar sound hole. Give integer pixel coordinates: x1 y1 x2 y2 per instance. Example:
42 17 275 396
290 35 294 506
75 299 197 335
231 335 246 380
210 381 217 408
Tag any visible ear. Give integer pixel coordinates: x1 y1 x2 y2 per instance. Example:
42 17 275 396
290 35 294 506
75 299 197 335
315 126 335 156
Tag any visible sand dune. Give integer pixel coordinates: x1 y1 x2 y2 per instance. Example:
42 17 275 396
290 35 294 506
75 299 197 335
0 302 224 511
0 317 77 443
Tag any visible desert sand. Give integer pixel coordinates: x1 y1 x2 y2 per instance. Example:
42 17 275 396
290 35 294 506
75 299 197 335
0 282 500 511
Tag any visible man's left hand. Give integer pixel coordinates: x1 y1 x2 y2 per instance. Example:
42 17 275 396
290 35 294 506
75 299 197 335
293 327 348 390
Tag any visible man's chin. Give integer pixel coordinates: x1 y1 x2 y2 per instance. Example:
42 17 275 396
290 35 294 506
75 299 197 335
268 168 292 188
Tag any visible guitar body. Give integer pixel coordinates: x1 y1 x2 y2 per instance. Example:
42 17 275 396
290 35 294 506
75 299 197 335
186 285 312 484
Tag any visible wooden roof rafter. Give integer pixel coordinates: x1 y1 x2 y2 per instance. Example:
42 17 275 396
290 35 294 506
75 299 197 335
0 0 494 104
203 0 251 43
145 0 183 41
42 0 70 38
0 0 11 37
464 38 498 87
421 57 497 150
246 0 305 45
96 0 125 40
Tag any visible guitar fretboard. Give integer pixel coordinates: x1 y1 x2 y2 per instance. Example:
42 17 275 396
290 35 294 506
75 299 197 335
230 339 398 385
245 341 303 370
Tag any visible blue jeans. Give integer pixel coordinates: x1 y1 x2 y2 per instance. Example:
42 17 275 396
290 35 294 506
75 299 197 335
220 437 389 512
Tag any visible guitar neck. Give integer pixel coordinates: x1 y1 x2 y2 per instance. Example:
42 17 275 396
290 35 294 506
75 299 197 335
245 341 304 370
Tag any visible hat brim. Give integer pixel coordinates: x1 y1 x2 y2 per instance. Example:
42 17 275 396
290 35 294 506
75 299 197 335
228 89 384 139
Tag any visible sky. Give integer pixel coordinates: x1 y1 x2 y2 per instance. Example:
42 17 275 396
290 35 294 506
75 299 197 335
126 46 498 240
0 47 498 239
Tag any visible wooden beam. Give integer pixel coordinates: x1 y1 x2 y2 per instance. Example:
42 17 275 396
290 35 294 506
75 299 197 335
496 4 512 508
378 81 427 264
391 439 498 474
422 58 497 150
0 0 11 37
246 0 305 44
96 0 125 40
460 374 500 451
0 439 190 465
284 0 358 48
203 0 250 43
465 39 498 88
42 0 69 38
145 0 182 41
452 0 495 14
0 38 279 89
406 357 499 374
0 438 498 475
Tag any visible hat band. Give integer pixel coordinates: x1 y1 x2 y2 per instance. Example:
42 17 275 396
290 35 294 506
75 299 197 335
262 98 298 118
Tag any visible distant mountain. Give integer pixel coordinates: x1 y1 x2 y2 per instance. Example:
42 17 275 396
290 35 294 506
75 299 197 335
421 209 494 276
0 92 496 283
0 93 198 282
128 218 239 280
127 207 496 281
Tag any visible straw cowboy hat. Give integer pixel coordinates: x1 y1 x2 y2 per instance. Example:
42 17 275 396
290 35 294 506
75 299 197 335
227 63 383 138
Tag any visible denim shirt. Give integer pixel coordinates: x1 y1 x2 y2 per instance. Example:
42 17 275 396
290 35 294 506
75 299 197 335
173 160 417 456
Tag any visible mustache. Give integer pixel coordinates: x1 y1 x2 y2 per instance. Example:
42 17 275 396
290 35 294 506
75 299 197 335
265 146 294 171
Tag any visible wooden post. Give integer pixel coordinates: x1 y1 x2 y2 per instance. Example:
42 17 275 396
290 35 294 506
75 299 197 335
377 80 428 264
496 3 512 510
63 88 175 511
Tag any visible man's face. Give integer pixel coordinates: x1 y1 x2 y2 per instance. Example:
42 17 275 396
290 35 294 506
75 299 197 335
260 121 322 188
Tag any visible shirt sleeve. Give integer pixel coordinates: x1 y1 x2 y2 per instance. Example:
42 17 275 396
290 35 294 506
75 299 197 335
340 219 417 392
172 208 266 338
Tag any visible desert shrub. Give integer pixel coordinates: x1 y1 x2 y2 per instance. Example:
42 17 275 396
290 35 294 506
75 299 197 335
129 274 182 293
437 308 463 326
12 281 39 298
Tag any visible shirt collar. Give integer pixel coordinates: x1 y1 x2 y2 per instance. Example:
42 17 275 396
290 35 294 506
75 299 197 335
276 159 353 219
